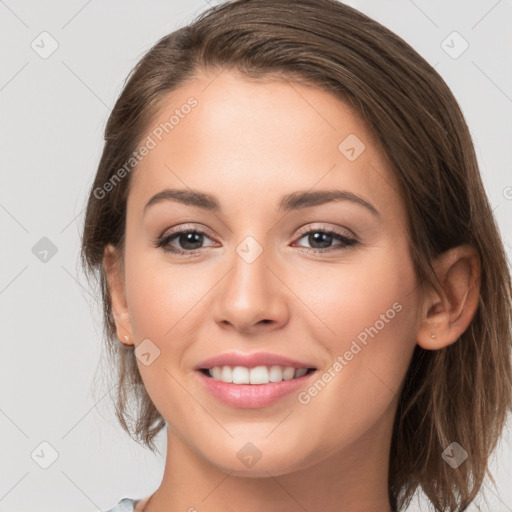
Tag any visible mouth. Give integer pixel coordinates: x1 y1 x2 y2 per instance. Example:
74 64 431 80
198 365 317 384
196 365 318 408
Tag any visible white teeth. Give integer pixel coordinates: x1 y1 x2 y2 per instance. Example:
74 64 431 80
211 366 222 380
249 365 269 384
283 367 295 380
269 365 283 382
232 366 249 384
207 365 311 384
220 366 233 383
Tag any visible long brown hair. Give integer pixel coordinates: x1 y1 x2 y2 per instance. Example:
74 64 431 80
80 1 512 510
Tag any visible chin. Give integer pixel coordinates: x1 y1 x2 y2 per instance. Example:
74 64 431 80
200 440 318 478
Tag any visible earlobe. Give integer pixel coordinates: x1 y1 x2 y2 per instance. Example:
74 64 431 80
417 245 480 350
103 244 133 345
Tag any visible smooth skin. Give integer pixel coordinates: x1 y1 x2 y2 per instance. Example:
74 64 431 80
103 69 480 512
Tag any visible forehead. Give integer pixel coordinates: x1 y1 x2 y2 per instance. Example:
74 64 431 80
129 69 402 221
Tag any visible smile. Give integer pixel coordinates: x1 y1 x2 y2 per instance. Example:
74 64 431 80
202 365 315 384
196 366 318 409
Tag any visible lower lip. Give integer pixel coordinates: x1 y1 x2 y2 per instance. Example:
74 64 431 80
196 370 316 409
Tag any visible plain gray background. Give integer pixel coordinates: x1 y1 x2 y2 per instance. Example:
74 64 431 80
1 1 511 511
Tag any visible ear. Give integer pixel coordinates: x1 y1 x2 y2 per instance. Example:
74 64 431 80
103 244 133 346
417 244 481 350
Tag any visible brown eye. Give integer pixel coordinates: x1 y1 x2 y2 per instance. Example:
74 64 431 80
294 228 357 254
156 228 217 255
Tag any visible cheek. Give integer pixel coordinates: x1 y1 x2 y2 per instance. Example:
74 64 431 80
294 243 419 401
122 252 209 411
292 244 417 345
124 245 207 340
286 255 418 453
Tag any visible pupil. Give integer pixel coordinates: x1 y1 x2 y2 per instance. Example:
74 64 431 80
181 232 203 250
309 232 332 249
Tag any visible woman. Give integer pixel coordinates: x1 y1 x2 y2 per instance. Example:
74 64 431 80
81 1 512 511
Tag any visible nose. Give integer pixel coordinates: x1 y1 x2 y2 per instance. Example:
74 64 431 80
213 241 290 335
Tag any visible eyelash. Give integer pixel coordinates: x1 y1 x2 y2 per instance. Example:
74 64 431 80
154 225 358 256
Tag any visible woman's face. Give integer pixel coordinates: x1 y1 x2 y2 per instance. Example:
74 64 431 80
110 69 422 476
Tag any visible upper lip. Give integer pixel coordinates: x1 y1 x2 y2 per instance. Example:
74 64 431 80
195 351 317 370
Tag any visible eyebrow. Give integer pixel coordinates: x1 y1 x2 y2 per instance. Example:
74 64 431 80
143 188 380 218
